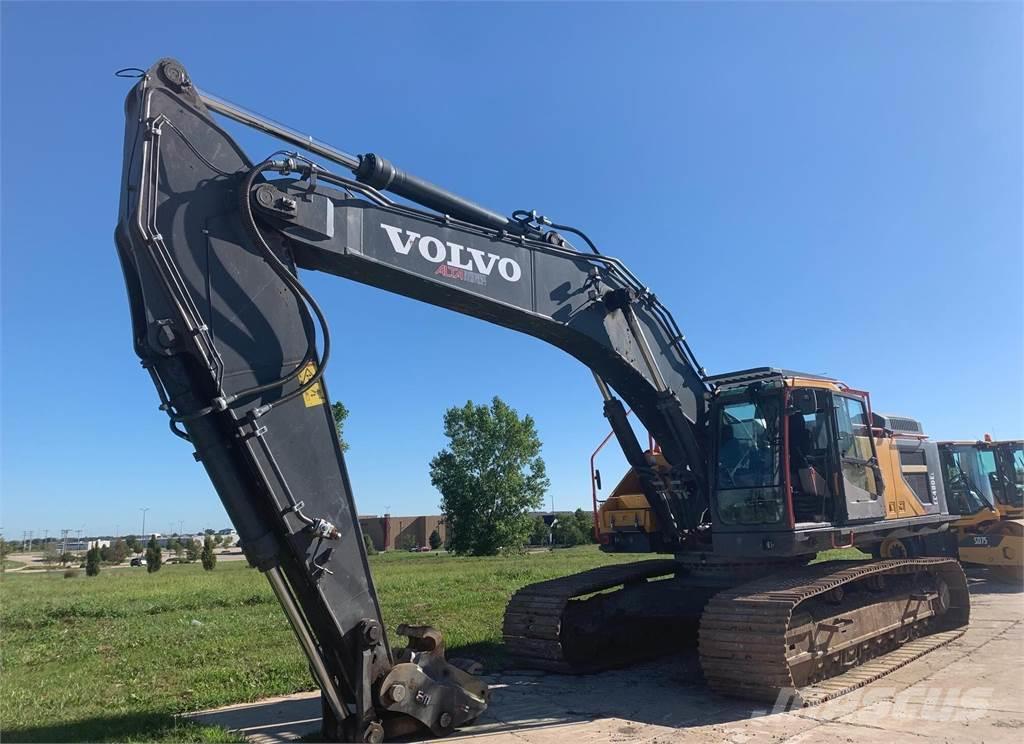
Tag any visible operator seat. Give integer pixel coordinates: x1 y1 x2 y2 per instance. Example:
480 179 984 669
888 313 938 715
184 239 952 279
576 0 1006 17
790 414 830 522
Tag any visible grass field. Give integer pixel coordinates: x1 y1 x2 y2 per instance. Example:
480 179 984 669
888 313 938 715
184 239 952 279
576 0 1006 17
0 546 650 742
0 545 869 742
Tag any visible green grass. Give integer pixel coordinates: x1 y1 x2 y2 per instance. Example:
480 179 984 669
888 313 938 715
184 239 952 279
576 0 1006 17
2 559 25 570
0 547 642 742
1 545 872 742
810 547 871 564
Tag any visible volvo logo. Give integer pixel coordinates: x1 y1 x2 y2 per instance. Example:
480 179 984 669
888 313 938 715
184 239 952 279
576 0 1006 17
380 223 523 283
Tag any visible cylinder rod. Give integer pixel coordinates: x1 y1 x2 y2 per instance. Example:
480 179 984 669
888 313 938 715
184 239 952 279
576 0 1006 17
264 566 349 726
198 88 361 171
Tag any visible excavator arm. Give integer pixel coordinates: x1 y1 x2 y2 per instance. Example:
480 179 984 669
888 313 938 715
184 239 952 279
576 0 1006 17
114 58 710 740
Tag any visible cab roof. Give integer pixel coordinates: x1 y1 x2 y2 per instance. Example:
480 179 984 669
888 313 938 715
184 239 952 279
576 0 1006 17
706 367 841 391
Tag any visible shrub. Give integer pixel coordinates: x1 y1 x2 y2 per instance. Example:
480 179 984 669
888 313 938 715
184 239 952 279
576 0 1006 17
63 569 79 579
201 536 216 571
428 529 442 550
145 535 162 573
85 545 101 577
362 533 377 556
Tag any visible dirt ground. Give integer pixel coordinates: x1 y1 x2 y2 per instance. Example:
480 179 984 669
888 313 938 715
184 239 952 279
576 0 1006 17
187 569 1024 744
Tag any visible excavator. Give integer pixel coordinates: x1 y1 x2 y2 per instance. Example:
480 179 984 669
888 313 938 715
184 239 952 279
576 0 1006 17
115 58 971 742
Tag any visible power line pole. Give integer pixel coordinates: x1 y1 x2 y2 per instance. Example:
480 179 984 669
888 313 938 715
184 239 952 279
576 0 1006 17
61 529 70 556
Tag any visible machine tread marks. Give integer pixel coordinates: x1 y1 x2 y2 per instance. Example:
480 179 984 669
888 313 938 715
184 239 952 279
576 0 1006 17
698 558 970 705
503 559 678 672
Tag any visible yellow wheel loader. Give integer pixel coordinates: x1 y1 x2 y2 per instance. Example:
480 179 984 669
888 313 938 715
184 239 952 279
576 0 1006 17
936 439 1023 583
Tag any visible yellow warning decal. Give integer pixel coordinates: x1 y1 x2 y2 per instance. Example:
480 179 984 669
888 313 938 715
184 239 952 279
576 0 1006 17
297 362 325 408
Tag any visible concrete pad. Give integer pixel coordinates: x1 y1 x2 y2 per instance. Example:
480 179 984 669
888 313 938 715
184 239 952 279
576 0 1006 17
186 575 1024 743
187 692 321 744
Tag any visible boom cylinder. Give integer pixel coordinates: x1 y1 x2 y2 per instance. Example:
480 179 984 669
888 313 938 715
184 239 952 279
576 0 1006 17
354 153 517 232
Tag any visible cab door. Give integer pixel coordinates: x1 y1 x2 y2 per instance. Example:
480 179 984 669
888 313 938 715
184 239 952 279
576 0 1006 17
831 394 886 522
993 443 1024 512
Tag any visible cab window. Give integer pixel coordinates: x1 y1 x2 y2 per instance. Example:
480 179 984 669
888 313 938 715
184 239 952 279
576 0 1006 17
979 449 999 500
833 395 881 497
715 397 784 525
835 396 873 461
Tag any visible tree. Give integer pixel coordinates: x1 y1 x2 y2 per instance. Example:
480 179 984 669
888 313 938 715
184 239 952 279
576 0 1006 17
145 535 162 573
85 544 101 577
529 516 550 546
362 533 378 556
572 508 596 544
43 546 61 570
201 536 217 571
430 397 548 556
551 516 585 546
185 539 201 563
428 529 442 550
110 539 129 564
125 535 141 553
331 401 350 452
212 534 223 547
396 532 417 551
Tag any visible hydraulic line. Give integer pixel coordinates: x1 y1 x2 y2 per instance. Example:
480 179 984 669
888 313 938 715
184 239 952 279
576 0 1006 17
230 157 333 415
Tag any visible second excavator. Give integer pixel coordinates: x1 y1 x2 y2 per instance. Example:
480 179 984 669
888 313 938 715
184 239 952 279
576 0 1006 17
116 58 971 740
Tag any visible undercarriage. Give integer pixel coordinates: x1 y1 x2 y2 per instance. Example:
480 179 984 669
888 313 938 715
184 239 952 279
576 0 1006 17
504 557 969 705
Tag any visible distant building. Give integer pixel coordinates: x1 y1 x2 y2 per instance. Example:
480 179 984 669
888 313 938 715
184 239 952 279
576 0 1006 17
216 529 239 546
59 538 110 553
358 514 445 551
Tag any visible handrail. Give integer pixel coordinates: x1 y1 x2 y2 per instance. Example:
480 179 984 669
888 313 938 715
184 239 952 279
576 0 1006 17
590 410 632 541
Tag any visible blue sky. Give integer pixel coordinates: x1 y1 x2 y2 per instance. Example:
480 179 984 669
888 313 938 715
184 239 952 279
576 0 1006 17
1 2 1021 539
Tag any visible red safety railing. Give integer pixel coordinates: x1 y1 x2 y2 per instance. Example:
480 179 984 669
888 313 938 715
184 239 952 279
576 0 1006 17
590 409 633 542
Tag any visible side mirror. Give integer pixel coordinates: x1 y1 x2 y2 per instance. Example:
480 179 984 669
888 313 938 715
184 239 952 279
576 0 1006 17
594 469 602 491
791 388 819 415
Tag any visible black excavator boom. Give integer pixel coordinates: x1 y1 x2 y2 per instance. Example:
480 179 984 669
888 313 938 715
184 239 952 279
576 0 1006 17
114 58 712 740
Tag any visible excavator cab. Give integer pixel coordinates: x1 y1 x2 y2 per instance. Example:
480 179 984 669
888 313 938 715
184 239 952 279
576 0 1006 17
708 370 887 543
711 382 878 528
598 369 950 557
